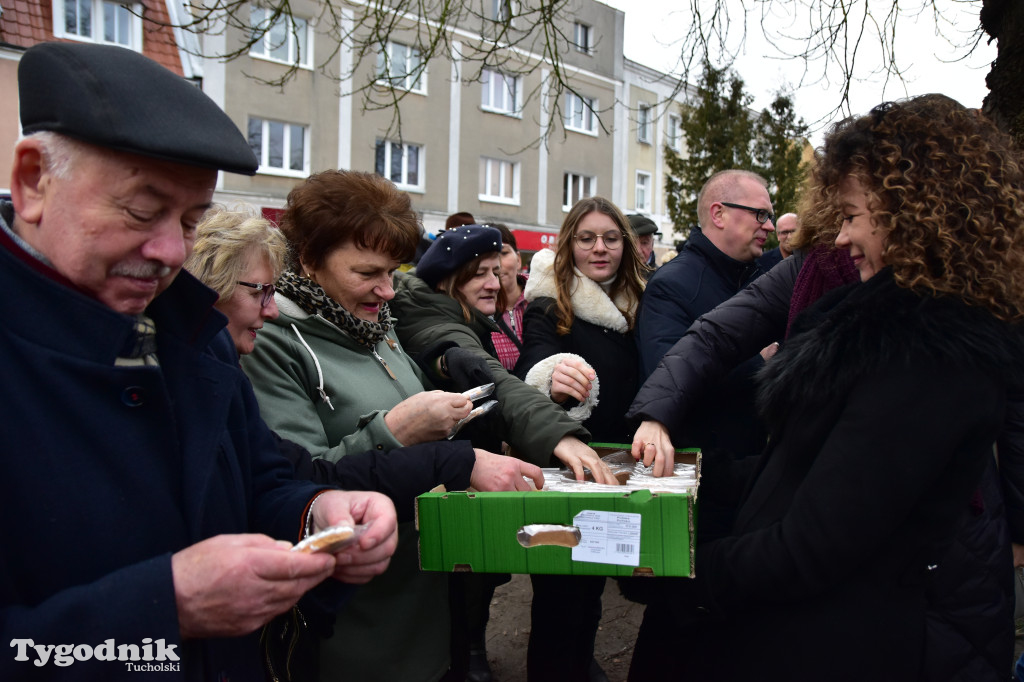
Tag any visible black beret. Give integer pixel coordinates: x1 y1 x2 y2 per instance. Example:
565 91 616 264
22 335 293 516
416 225 503 290
19 42 258 175
627 214 659 236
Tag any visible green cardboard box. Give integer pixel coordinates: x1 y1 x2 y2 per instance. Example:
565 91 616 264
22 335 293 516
415 446 699 577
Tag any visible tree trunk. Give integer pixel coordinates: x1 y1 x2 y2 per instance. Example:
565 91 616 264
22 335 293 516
982 0 1024 146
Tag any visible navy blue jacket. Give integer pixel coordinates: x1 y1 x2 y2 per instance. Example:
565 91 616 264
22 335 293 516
635 228 761 378
0 215 336 681
634 228 767 479
755 246 784 272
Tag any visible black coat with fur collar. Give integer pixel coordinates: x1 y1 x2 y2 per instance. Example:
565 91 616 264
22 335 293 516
514 248 640 444
668 268 1024 681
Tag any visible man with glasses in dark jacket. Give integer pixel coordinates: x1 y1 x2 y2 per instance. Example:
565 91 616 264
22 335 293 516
634 169 775 526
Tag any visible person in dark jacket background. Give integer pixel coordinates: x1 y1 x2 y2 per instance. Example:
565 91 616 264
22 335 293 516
626 213 659 279
628 94 1024 681
634 171 773 468
634 170 775 541
635 169 774 378
755 212 799 271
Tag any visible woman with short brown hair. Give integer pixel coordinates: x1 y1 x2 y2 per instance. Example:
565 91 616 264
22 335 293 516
243 170 539 682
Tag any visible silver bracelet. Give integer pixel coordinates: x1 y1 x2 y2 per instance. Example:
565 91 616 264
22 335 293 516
304 493 324 538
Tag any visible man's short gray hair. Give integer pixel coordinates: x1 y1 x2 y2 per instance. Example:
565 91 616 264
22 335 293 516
27 131 86 181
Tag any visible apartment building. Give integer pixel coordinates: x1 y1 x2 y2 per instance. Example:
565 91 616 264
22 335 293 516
0 0 191 185
0 0 694 250
620 58 695 245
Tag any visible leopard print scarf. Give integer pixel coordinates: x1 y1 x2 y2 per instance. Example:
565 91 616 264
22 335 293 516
276 269 396 347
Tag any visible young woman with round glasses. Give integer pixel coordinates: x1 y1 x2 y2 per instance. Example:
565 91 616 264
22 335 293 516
512 196 647 682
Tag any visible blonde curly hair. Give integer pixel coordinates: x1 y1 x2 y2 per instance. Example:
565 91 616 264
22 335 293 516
795 94 1024 321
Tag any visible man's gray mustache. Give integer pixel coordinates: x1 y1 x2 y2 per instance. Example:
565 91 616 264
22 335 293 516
110 262 173 279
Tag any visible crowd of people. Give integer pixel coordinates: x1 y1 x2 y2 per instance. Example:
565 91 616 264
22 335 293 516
5 39 1024 682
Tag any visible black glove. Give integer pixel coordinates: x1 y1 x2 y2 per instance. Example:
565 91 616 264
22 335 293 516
442 347 495 393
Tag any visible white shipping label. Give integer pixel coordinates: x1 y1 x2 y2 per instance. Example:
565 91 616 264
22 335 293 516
571 510 642 566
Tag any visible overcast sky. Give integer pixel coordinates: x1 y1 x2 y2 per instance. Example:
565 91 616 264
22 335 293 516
600 0 997 145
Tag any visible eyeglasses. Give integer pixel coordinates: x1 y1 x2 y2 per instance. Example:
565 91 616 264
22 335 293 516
237 281 276 307
721 202 776 225
574 231 623 251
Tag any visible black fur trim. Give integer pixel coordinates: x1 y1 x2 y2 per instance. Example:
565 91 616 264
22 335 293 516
757 268 1024 425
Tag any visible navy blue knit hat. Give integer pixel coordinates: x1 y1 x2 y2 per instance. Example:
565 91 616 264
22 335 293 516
19 42 258 175
416 225 503 289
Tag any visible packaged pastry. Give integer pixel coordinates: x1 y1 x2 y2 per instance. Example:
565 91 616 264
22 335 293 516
292 523 367 554
516 524 582 548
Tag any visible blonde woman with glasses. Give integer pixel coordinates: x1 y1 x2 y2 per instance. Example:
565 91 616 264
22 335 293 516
184 205 284 356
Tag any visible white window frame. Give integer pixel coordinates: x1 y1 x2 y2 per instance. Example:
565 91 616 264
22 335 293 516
376 139 425 193
563 172 596 211
667 113 683 152
573 22 591 54
52 0 143 50
247 117 310 177
376 41 427 94
635 171 652 213
481 69 522 116
479 157 520 205
564 93 598 135
491 0 515 23
249 5 313 68
637 103 651 144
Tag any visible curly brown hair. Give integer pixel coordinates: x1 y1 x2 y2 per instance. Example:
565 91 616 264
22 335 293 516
795 94 1024 321
280 170 420 272
550 197 647 334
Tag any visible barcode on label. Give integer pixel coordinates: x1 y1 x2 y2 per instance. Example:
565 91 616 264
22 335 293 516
615 543 634 553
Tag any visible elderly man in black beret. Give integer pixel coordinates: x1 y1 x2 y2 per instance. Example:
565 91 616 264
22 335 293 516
626 214 660 273
0 42 397 679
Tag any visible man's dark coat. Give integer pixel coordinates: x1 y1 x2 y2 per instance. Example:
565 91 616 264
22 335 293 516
0 218 335 680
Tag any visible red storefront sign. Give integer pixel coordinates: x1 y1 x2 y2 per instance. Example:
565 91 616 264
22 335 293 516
511 229 559 252
262 207 285 226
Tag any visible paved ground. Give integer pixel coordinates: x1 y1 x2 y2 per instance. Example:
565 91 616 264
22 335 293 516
482 574 1024 682
483 575 643 682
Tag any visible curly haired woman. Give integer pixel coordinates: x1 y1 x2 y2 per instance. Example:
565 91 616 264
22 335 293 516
632 94 1024 681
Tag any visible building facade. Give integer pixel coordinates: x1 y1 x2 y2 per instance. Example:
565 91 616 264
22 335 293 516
0 0 695 252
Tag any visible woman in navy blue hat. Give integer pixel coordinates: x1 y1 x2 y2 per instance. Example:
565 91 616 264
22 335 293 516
241 172 544 682
394 224 614 480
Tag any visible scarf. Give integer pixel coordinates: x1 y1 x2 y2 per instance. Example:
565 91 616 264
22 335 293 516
276 269 396 347
786 246 860 338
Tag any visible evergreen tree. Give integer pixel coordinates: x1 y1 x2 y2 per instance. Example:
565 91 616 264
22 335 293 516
665 60 809 243
753 93 810 234
664 61 754 238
